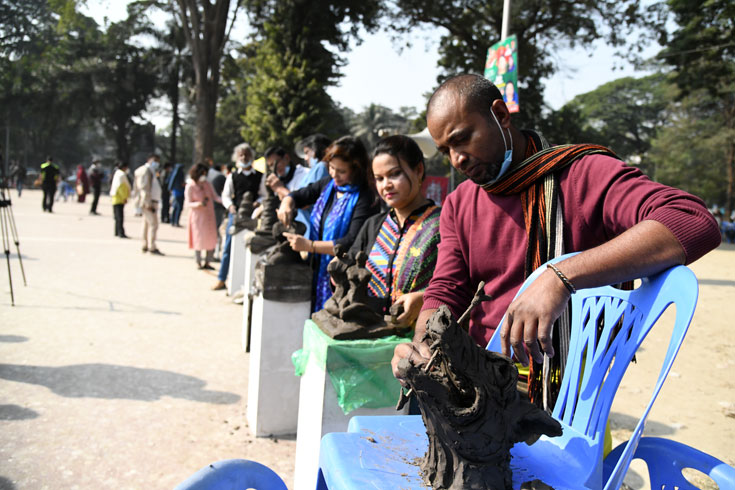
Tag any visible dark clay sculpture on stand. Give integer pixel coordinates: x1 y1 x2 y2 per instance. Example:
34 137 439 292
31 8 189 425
252 220 311 303
312 247 412 340
394 285 563 490
248 177 280 254
232 191 257 234
265 221 307 265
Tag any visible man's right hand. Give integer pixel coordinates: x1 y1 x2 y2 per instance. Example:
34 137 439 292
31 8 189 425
228 204 237 214
277 196 296 226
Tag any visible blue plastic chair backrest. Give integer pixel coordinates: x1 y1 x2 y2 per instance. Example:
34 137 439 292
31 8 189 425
605 437 735 490
487 253 698 488
173 458 288 490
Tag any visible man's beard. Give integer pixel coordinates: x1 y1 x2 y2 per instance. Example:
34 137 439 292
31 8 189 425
460 157 503 186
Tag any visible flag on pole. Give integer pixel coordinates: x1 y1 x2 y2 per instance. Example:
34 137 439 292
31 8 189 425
484 35 519 113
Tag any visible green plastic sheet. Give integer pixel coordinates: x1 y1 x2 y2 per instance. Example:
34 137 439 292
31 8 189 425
292 320 412 415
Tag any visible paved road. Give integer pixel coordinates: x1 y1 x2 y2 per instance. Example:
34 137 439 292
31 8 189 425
0 190 296 489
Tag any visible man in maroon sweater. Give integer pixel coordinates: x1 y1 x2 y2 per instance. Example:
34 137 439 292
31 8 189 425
393 74 721 379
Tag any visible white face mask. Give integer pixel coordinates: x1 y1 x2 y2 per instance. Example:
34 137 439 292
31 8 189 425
236 160 251 169
149 161 159 171
198 175 206 182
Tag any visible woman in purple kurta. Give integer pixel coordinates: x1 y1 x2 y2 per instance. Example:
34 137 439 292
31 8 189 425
185 163 221 269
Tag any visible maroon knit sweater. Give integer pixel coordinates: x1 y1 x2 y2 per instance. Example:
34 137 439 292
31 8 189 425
423 154 721 347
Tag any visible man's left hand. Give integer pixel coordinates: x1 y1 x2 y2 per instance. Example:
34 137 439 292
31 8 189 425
500 268 570 366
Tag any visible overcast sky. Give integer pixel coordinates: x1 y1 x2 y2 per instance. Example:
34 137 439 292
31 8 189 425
81 1 656 119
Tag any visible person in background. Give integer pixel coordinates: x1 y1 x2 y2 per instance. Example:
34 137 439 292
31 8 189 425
40 156 60 213
109 161 131 238
349 135 441 326
75 164 89 203
168 163 186 227
11 162 26 197
88 160 103 215
213 143 262 291
186 162 221 270
296 134 330 188
134 154 164 255
262 146 310 198
208 160 227 260
159 161 173 224
277 136 379 312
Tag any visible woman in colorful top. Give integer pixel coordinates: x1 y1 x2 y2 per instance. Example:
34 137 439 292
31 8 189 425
277 136 379 312
185 163 222 270
349 135 441 327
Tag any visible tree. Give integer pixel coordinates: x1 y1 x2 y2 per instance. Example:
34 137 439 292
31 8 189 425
656 0 735 215
240 0 381 151
171 0 242 162
153 19 191 164
545 74 676 177
649 89 728 206
92 11 159 164
347 104 410 150
386 0 660 129
0 0 102 170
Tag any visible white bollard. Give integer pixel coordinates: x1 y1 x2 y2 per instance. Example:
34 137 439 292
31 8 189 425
226 229 247 296
246 294 309 437
241 242 264 351
293 346 409 490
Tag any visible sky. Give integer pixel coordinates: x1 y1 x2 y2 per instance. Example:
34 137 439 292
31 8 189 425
81 1 657 121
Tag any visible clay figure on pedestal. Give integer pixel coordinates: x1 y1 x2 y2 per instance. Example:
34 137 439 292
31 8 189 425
233 191 257 233
312 249 412 340
322 245 354 316
249 177 280 253
265 221 307 265
395 294 563 490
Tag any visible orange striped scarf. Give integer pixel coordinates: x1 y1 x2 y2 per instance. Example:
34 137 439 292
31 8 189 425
483 131 618 409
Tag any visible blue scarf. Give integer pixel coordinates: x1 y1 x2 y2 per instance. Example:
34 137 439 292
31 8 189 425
310 180 361 311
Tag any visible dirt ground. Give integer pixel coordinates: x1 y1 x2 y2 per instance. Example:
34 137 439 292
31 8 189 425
1 189 733 489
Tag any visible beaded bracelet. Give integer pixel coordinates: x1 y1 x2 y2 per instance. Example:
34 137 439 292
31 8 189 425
547 263 576 294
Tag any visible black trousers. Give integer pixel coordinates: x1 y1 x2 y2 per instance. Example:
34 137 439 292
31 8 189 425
90 186 101 213
113 204 125 237
42 185 56 211
160 190 171 223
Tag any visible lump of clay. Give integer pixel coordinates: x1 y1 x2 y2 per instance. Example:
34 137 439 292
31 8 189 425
395 305 563 490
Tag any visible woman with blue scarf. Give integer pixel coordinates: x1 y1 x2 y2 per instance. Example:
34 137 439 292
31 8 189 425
278 136 379 312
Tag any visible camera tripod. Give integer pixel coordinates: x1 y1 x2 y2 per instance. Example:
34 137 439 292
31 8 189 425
0 182 26 306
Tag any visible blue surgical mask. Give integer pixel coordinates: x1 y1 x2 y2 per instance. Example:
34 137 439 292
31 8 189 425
482 110 513 186
309 157 319 167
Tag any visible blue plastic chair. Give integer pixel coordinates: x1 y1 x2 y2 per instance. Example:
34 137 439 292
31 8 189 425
603 437 735 489
174 459 287 490
317 254 699 489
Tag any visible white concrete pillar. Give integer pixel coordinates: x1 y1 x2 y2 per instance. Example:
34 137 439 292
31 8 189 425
246 294 309 437
226 229 247 296
241 243 264 351
293 351 409 490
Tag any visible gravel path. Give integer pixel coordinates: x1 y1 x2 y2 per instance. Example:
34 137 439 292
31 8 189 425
1 190 296 489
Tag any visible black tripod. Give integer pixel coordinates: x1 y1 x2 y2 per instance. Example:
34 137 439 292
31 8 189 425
0 181 26 305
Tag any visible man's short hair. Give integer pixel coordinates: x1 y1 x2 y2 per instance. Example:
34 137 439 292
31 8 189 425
148 153 160 161
264 146 288 159
427 74 503 122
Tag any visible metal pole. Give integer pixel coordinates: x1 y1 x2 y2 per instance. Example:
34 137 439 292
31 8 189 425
4 123 9 181
501 0 511 40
